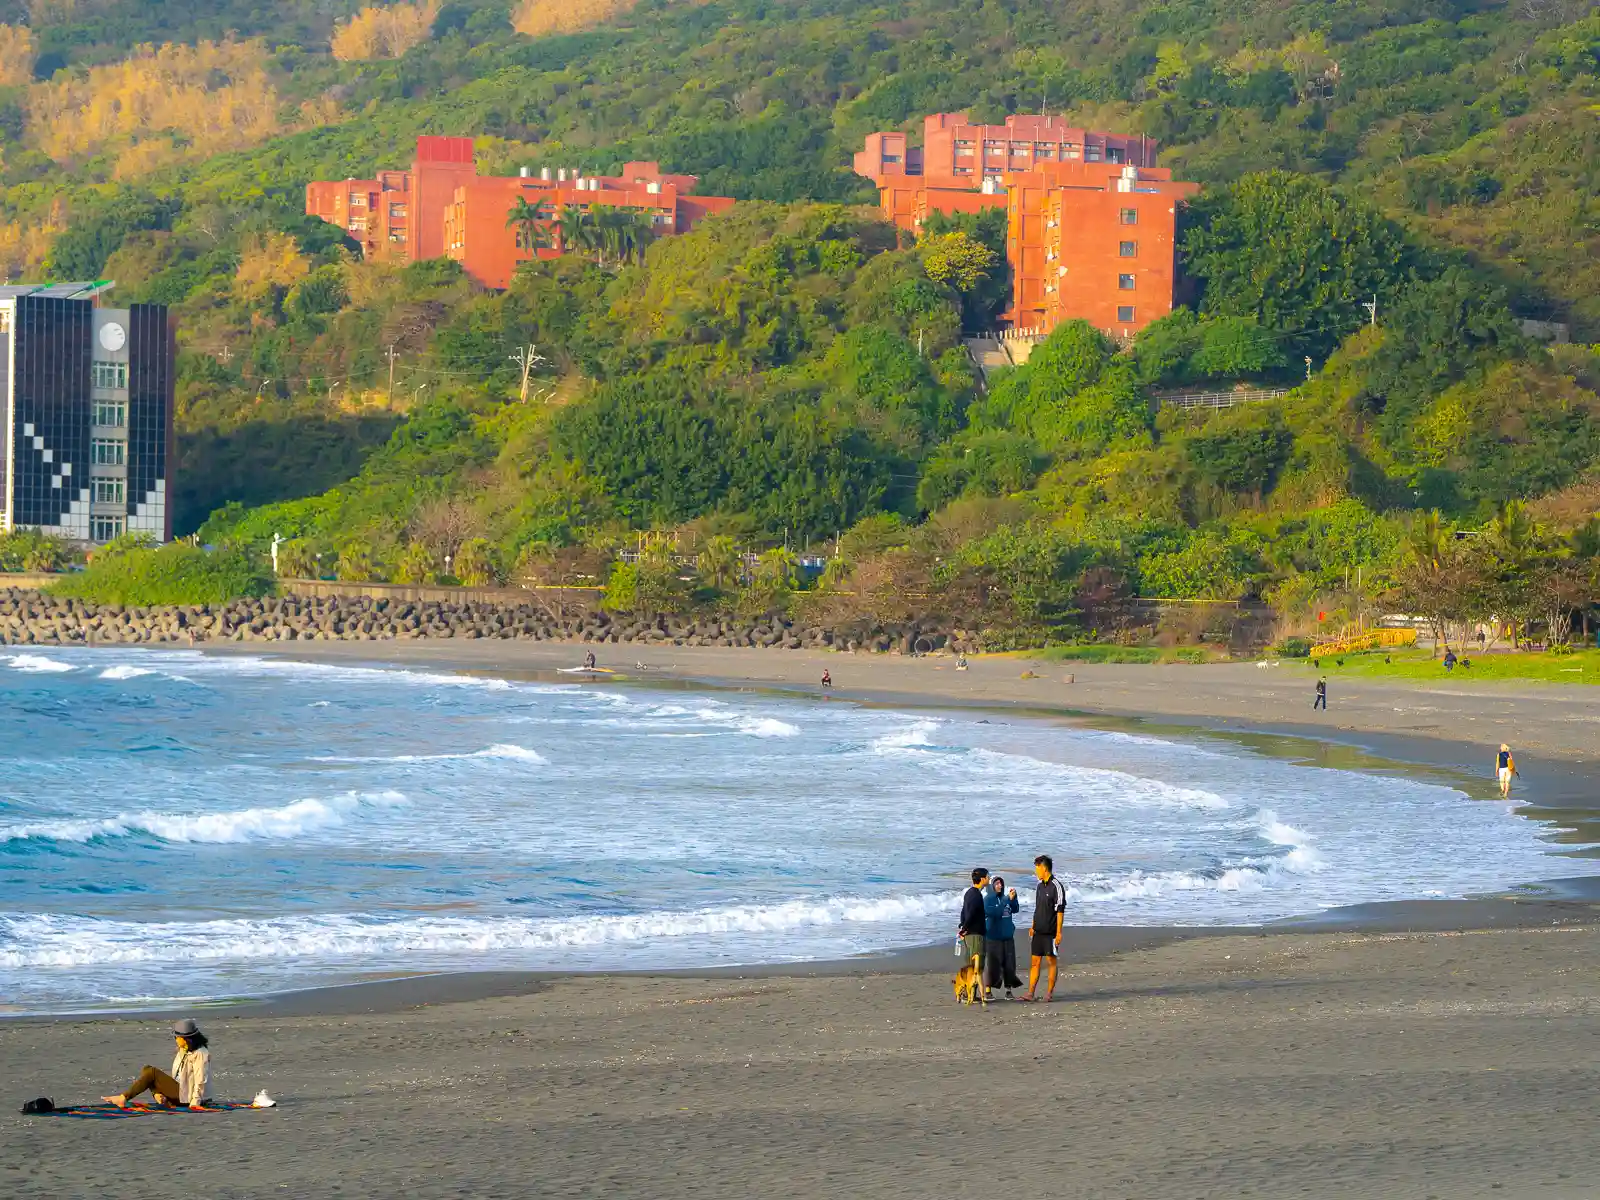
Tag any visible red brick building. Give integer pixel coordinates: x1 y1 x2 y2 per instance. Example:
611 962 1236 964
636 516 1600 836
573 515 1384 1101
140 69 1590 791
855 112 1158 195
1006 161 1198 339
305 135 477 265
306 139 735 289
442 162 735 290
854 113 1193 338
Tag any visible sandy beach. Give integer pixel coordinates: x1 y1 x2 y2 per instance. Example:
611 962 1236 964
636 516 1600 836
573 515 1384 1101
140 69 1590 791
6 643 1599 1197
7 921 1599 1198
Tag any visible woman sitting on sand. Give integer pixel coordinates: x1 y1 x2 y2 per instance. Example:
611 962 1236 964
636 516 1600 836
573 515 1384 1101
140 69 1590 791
102 1019 210 1111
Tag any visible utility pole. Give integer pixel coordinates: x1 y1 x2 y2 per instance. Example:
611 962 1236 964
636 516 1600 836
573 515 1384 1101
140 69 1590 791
386 343 399 405
509 343 547 402
1362 295 1378 326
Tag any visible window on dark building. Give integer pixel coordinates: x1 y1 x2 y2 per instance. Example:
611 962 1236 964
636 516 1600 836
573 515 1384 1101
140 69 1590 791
1118 274 1136 290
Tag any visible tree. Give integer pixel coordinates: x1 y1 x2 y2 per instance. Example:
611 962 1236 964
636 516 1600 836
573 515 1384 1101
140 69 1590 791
557 205 592 257
1181 171 1414 357
411 496 483 566
696 534 742 590
920 231 997 294
277 539 318 579
394 542 437 585
453 538 498 586
337 541 378 582
506 197 553 258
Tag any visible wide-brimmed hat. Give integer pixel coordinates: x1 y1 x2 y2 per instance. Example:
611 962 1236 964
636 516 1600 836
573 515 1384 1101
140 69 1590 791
172 1019 202 1037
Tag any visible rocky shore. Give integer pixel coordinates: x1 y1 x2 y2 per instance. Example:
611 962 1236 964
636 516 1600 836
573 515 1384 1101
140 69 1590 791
0 589 967 653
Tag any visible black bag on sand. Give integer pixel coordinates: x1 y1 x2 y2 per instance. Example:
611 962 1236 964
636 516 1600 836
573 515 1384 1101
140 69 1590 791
21 1097 55 1114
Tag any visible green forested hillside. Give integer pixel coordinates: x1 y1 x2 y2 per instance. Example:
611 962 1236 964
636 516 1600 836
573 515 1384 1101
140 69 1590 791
3 0 1600 638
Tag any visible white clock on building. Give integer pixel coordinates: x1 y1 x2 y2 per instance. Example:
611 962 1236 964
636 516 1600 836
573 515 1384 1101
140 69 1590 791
98 321 126 352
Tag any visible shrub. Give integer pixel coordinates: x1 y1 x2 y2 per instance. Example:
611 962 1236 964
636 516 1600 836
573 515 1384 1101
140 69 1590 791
50 544 273 606
1273 636 1314 658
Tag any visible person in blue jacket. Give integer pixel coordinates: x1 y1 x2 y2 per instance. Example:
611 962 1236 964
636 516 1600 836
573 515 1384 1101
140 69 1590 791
983 875 1024 999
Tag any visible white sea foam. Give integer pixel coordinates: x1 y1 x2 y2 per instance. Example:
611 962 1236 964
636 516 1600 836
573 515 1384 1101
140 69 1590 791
876 728 1230 810
1054 810 1324 906
2 654 74 673
0 890 958 969
99 665 154 680
313 744 547 765
0 790 406 846
871 719 939 752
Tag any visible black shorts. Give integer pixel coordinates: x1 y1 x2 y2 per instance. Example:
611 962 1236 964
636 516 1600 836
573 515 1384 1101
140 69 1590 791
1030 932 1057 958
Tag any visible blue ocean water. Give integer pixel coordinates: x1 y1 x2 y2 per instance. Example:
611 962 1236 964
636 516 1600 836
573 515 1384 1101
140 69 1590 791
0 648 1569 1012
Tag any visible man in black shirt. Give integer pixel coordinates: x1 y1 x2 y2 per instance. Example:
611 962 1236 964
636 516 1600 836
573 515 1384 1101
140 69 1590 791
958 867 990 999
1024 854 1065 1002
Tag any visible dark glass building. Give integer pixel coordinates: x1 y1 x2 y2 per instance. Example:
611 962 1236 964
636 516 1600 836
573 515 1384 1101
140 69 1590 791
0 282 174 544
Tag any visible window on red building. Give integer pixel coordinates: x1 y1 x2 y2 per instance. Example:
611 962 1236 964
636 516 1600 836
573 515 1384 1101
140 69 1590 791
1118 274 1135 290
1117 305 1135 323
1119 240 1137 257
1119 208 1138 225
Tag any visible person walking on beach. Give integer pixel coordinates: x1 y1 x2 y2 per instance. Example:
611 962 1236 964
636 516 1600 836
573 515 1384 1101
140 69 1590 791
958 867 990 998
984 875 1023 999
1496 743 1516 798
1024 855 1066 1003
101 1019 210 1110
1313 677 1327 710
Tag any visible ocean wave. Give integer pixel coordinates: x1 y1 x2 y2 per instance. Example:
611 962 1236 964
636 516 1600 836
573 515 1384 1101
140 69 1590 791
1 654 74 673
871 719 940 752
189 655 518 692
0 790 407 847
0 890 957 969
99 665 154 680
875 727 1230 810
312 744 547 765
1056 810 1324 905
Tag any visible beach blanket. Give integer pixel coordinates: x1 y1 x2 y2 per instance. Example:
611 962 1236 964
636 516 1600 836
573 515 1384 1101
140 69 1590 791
45 1101 263 1121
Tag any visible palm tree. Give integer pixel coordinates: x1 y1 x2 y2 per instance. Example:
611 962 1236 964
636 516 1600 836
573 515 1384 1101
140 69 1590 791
697 535 741 590
755 547 800 589
622 211 657 264
1488 499 1537 568
556 204 590 257
505 196 553 259
1408 509 1446 571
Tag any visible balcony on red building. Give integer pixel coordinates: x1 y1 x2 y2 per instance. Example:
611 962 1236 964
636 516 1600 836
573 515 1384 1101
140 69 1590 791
306 141 735 289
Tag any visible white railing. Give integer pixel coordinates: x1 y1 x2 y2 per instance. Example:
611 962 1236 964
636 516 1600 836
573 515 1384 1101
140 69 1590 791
1157 387 1290 410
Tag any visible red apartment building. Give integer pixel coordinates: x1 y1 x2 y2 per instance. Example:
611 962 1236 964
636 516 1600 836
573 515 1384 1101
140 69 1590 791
306 139 735 289
1007 161 1198 339
442 162 734 290
854 112 1193 338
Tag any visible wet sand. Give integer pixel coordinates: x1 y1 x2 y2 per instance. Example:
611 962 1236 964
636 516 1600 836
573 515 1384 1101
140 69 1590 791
7 922 1598 1198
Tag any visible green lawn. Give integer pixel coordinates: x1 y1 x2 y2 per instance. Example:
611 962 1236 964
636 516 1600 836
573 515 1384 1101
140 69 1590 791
1296 648 1600 684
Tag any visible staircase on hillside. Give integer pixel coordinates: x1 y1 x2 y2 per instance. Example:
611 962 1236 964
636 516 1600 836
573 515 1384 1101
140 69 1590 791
965 330 1045 386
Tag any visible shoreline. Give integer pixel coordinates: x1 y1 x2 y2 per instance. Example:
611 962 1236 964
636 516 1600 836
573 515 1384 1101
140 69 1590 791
6 639 1596 1021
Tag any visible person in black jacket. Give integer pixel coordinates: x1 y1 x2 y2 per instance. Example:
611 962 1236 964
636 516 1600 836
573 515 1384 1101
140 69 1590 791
958 867 990 995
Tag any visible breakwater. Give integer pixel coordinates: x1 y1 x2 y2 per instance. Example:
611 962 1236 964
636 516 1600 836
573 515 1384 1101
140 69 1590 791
0 590 964 653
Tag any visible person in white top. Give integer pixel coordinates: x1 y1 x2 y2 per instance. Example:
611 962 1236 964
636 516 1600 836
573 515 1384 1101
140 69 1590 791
102 1018 211 1110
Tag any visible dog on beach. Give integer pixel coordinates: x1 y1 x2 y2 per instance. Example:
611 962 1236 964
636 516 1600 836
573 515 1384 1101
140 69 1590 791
953 962 986 1005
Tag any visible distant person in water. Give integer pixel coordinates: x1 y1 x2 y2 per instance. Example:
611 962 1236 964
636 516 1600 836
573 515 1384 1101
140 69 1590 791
1496 743 1516 798
1313 677 1327 710
820 669 832 688
583 650 596 670
102 1019 210 1110
984 874 1023 1000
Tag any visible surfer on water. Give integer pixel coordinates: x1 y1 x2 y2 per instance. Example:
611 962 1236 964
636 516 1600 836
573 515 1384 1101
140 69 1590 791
584 651 596 670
